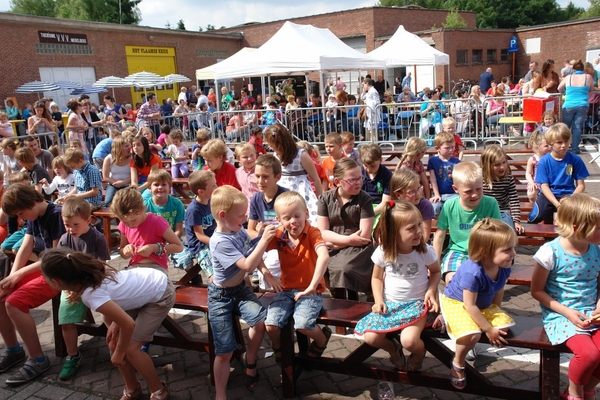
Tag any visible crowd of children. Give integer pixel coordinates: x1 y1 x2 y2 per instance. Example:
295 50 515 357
0 111 598 400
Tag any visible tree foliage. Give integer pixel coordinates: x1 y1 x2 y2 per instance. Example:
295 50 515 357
442 9 468 28
9 0 142 24
378 0 585 29
177 19 186 30
580 0 600 18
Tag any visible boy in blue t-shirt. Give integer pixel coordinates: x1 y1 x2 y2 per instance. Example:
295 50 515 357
208 185 279 399
184 170 217 281
427 131 461 215
247 154 288 288
528 123 589 224
359 143 392 216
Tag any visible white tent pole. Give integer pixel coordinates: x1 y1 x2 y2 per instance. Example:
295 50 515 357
305 74 309 100
216 82 221 111
267 76 272 101
261 76 266 106
319 70 326 135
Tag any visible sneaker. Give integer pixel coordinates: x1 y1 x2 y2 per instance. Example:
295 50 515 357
59 352 82 381
0 348 26 373
5 356 51 385
466 347 477 362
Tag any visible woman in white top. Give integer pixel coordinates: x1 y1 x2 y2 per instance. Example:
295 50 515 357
65 99 89 155
102 136 132 207
360 78 381 141
28 100 56 149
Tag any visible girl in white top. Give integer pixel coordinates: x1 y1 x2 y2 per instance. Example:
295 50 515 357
41 156 75 199
0 138 20 185
0 112 14 138
354 200 440 372
41 248 174 400
102 136 132 207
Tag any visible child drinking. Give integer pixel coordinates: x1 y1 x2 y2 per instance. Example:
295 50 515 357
41 249 173 400
41 156 75 201
165 129 189 179
317 158 374 300
480 145 525 234
389 169 434 240
191 129 210 171
397 137 431 199
526 130 551 204
440 218 517 390
264 123 323 225
355 200 440 371
530 194 600 400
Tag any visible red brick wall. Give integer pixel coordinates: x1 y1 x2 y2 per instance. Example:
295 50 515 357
0 13 242 107
515 19 600 79
219 7 476 52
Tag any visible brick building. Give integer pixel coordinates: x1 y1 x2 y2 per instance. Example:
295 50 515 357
0 13 242 109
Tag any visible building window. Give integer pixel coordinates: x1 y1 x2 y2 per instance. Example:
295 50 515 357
35 43 93 55
487 49 497 63
456 49 467 64
472 49 482 64
500 49 509 62
526 38 541 54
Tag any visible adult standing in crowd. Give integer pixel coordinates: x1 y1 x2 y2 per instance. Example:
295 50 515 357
373 75 389 101
196 89 208 106
136 93 162 136
81 99 104 154
532 59 559 93
207 88 217 104
27 100 56 149
561 59 574 78
177 87 188 104
393 77 402 94
361 78 380 141
103 95 125 123
558 60 593 154
523 61 540 83
220 86 233 111
5 99 20 120
402 71 412 90
479 67 494 94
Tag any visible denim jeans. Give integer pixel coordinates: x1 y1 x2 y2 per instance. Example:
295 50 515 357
103 183 127 207
562 106 588 153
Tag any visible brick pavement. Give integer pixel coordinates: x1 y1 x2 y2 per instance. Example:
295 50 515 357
1 146 600 399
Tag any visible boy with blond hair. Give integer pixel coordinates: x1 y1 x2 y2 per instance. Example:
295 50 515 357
265 191 331 363
209 186 280 399
528 123 588 224
340 131 361 166
201 138 240 189
234 142 259 207
432 161 501 284
321 132 345 188
184 170 217 281
427 131 461 216
14 147 50 197
442 117 464 160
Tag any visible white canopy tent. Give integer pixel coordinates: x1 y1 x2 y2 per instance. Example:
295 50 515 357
214 21 386 79
195 47 258 81
368 25 450 93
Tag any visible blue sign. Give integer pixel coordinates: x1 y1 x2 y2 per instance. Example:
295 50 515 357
508 36 518 53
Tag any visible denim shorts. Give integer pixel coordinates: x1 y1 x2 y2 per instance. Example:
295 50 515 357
265 290 323 331
208 282 266 355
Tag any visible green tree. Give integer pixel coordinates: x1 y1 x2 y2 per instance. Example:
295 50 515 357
165 21 171 29
580 0 600 17
206 24 215 30
10 0 142 24
442 9 468 28
177 19 186 30
198 26 204 32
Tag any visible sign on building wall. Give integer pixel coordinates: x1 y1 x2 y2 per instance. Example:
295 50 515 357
38 31 88 45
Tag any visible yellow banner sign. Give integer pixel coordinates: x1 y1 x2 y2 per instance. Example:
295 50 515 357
125 46 175 56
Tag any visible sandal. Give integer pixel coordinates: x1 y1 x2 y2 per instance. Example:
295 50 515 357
450 362 467 390
307 326 332 358
560 388 584 400
389 338 405 370
243 353 260 391
584 390 596 400
150 381 169 400
121 381 143 400
406 352 424 372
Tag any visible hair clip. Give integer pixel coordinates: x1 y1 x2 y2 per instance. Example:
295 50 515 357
66 253 71 259
389 200 395 208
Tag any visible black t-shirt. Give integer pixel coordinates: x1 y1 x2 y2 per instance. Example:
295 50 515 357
26 202 66 252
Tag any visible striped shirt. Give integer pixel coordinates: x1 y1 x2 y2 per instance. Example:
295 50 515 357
483 174 520 223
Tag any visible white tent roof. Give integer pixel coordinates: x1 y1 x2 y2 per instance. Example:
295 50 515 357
368 25 449 66
196 47 258 81
213 21 386 80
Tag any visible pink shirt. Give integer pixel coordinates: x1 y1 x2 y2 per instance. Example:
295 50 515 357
118 213 170 269
236 166 259 211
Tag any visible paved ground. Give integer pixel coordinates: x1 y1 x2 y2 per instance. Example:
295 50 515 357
1 143 600 399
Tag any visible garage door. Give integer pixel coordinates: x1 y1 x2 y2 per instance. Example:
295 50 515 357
39 67 98 109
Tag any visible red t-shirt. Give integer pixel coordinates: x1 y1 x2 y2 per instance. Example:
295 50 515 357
452 134 464 158
204 161 241 190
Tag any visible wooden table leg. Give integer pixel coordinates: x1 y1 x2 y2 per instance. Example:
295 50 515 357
540 349 561 400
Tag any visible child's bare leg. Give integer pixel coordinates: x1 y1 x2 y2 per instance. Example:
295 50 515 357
364 332 396 356
6 303 42 357
214 352 233 400
445 271 456 284
123 339 163 392
297 325 326 347
583 377 599 400
452 333 480 379
61 324 79 356
400 318 426 364
265 325 281 350
245 320 265 377
0 301 18 347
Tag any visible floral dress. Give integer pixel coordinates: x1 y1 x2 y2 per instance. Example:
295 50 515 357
276 148 318 225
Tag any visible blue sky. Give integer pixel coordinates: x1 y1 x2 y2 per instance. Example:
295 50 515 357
0 0 590 30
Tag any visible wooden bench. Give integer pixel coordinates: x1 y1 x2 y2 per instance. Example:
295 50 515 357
171 177 193 204
507 264 535 286
277 295 567 399
431 221 557 246
92 207 120 250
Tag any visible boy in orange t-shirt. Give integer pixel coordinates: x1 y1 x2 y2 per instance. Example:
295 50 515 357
321 132 345 189
264 191 332 362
